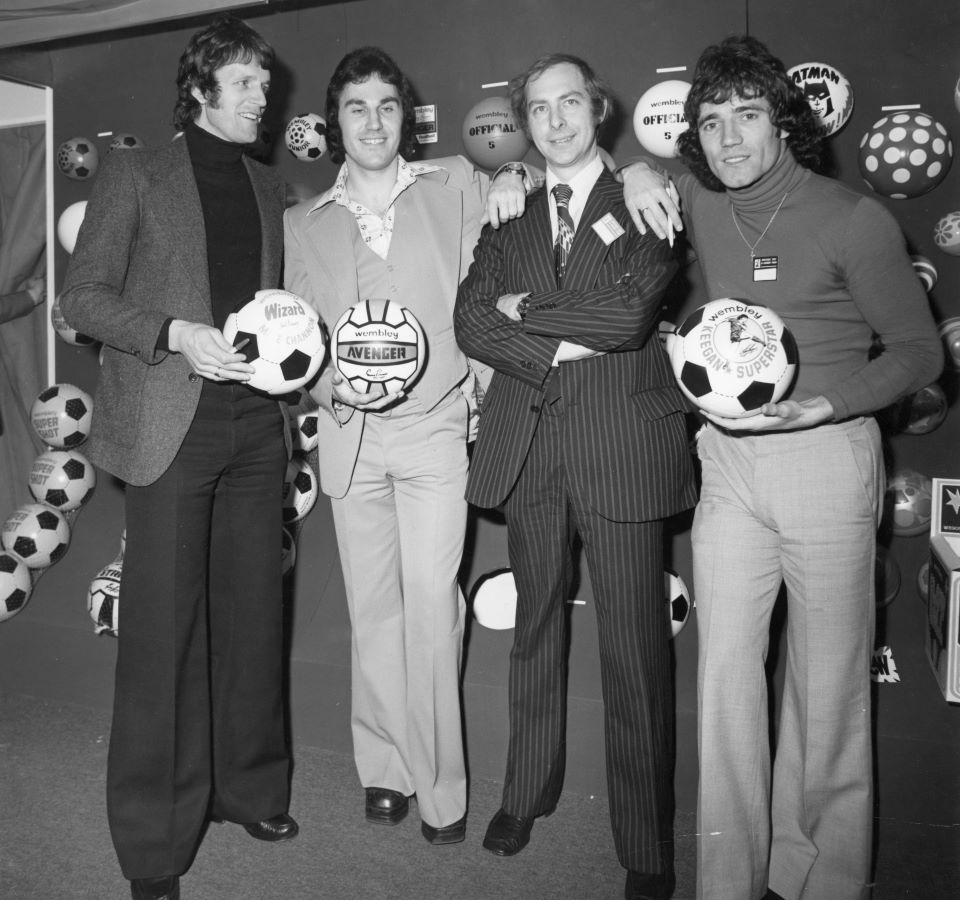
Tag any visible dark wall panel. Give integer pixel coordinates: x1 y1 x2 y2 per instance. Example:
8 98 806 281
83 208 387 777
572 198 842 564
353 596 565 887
2 1 958 827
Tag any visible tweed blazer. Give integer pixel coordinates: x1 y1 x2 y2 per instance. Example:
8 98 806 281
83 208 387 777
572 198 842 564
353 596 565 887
59 137 285 486
454 169 697 522
283 155 487 499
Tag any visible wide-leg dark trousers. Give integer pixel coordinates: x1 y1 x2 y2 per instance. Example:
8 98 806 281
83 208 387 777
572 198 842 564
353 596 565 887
107 384 289 880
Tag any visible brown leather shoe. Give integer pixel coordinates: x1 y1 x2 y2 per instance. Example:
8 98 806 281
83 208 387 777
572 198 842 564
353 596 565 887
482 808 534 856
421 815 466 844
241 812 299 842
365 787 409 824
130 875 179 900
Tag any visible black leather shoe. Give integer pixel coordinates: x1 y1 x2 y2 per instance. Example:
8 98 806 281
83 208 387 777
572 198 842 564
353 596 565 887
482 808 534 856
421 815 466 844
365 787 409 824
624 868 676 900
130 875 179 900
241 812 299 842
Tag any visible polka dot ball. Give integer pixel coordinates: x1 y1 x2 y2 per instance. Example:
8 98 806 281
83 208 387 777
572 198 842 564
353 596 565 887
858 112 952 199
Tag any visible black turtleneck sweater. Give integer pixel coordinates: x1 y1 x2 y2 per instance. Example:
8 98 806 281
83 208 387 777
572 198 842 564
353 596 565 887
184 120 262 330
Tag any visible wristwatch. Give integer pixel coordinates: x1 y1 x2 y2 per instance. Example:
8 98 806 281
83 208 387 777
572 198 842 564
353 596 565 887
498 162 526 179
516 295 530 320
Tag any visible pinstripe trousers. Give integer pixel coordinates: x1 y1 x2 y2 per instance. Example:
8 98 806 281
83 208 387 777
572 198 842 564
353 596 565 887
501 402 676 879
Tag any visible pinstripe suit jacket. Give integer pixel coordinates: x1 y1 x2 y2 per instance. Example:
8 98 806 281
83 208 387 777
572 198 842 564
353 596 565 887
60 138 286 486
454 169 697 522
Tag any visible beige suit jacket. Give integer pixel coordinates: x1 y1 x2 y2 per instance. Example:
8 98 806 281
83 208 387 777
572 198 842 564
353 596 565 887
283 155 487 498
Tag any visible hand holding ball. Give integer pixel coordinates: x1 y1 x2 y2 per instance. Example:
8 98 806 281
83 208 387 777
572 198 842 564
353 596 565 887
222 290 326 395
331 299 426 397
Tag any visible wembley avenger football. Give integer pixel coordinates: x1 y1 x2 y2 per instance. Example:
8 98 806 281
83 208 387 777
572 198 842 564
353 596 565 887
669 298 798 418
331 299 426 396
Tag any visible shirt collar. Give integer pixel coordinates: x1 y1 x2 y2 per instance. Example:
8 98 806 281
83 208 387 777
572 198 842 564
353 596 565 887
308 156 444 214
545 153 605 203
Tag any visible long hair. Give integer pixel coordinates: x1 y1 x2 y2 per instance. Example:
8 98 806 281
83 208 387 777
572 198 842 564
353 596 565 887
508 53 613 139
675 35 824 190
324 46 418 165
173 15 274 132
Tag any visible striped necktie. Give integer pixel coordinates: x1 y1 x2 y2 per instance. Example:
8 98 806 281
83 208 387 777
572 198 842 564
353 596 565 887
552 183 574 286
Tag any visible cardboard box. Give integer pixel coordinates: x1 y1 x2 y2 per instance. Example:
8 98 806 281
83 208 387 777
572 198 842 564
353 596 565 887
924 478 960 703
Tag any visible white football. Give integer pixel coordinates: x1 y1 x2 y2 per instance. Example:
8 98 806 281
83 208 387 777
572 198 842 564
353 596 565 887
30 383 93 448
331 299 426 397
1 503 71 570
222 289 326 395
29 449 97 511
282 455 318 524
669 299 798 418
664 568 691 638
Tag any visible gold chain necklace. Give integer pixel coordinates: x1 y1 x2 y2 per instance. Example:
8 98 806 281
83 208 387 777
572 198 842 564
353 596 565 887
731 192 789 260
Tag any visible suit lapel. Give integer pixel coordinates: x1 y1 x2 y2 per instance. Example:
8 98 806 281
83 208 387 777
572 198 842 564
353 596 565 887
400 173 461 315
245 157 283 290
302 203 362 311
148 140 210 306
564 171 620 290
515 188 557 293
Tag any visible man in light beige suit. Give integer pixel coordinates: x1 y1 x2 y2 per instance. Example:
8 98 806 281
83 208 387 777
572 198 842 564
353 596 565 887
284 46 522 845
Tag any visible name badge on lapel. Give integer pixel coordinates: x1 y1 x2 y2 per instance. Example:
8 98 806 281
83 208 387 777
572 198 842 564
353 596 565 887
592 213 625 246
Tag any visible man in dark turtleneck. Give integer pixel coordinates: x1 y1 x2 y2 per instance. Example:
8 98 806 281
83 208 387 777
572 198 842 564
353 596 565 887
620 36 941 900
60 16 296 900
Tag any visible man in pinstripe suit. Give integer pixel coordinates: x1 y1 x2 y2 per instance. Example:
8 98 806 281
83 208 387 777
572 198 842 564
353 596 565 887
454 54 697 900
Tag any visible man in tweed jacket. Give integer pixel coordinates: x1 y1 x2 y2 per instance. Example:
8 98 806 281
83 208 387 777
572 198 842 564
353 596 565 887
60 17 296 900
454 54 696 900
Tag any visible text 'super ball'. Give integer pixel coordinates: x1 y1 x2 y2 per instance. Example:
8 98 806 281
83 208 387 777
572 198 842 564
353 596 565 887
222 290 326 395
332 299 426 397
669 299 798 418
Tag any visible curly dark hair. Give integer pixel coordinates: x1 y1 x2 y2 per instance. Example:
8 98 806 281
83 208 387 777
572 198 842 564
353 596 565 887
508 53 613 139
324 46 418 165
173 14 274 132
675 35 825 190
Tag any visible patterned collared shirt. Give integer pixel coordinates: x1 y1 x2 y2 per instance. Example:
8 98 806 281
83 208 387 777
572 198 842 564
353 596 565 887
310 156 441 260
